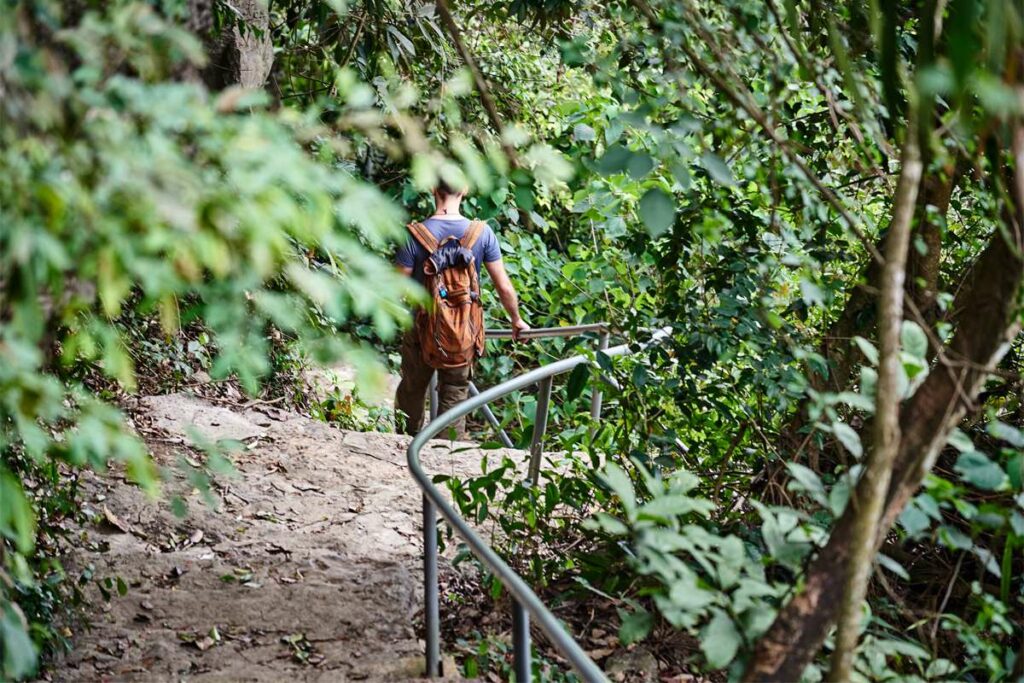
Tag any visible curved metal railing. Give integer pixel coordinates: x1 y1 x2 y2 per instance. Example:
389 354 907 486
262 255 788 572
407 324 670 682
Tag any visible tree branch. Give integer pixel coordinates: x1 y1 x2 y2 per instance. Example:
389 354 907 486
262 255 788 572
828 113 922 681
434 0 518 163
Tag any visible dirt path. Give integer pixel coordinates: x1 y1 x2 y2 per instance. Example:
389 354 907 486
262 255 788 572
53 392 510 681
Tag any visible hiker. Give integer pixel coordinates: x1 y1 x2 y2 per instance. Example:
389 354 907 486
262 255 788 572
394 180 529 437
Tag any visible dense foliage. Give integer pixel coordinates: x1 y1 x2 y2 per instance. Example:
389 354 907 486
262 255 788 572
3 0 1024 681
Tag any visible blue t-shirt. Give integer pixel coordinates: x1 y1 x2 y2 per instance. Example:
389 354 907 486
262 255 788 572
395 216 502 284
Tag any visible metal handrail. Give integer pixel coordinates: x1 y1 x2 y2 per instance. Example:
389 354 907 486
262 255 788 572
407 325 671 681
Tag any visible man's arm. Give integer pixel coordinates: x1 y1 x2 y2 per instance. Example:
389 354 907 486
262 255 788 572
484 259 529 340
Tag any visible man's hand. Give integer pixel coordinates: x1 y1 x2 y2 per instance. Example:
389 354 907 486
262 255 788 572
485 260 529 342
511 318 530 342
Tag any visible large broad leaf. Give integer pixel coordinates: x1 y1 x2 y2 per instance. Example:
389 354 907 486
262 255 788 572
601 462 636 517
626 152 655 179
899 504 932 537
596 143 632 174
0 471 35 553
637 494 714 520
638 188 675 237
565 362 590 402
900 320 929 359
954 451 1007 490
617 607 654 646
701 608 741 668
785 462 828 507
989 421 1024 448
1 603 37 679
572 123 595 142
947 428 975 452
700 152 735 186
854 336 879 366
832 421 863 458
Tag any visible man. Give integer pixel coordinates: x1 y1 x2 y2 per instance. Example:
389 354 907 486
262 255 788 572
394 180 529 437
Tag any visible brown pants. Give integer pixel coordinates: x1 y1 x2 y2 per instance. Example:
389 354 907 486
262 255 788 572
395 331 472 437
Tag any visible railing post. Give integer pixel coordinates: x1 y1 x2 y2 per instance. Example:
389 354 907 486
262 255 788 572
429 371 439 422
589 331 610 440
512 599 531 682
528 377 553 484
423 495 440 677
468 382 515 449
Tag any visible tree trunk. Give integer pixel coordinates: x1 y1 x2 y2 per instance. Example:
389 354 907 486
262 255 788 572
742 132 1024 679
189 0 273 90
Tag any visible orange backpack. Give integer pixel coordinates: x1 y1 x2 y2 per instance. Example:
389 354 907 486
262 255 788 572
407 220 487 369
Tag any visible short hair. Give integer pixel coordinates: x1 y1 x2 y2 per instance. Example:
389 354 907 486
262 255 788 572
435 178 466 198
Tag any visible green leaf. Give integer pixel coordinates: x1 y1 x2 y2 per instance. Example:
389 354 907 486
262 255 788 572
860 366 878 399
1010 511 1024 537
989 421 1024 448
900 320 928 359
572 123 595 142
585 512 629 536
638 494 714 520
0 471 35 553
829 475 852 516
700 152 734 185
854 336 879 366
617 608 654 646
601 463 636 517
513 185 535 211
596 143 632 175
954 451 1007 491
832 422 863 458
631 364 648 388
1 602 37 679
638 188 675 237
877 553 909 580
947 428 975 453
785 462 828 507
701 608 741 668
1008 454 1023 491
626 152 655 179
938 524 972 550
899 498 933 537
566 363 590 402
715 535 746 589
835 391 874 412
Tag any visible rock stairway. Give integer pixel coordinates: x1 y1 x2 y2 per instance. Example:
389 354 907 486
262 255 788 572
53 392 511 681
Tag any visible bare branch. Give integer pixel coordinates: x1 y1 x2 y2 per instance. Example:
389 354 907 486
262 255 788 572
434 0 518 163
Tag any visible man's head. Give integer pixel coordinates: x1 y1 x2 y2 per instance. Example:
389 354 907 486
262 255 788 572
433 178 467 204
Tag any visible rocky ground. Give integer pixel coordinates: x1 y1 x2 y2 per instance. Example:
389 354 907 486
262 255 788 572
50 391 513 682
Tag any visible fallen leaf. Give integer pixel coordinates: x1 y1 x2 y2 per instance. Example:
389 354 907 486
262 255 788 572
194 636 216 651
101 506 131 534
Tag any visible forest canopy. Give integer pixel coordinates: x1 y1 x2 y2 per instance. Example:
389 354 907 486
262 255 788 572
2 0 1024 680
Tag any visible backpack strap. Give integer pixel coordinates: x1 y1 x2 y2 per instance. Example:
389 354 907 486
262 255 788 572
407 222 439 253
461 220 487 250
